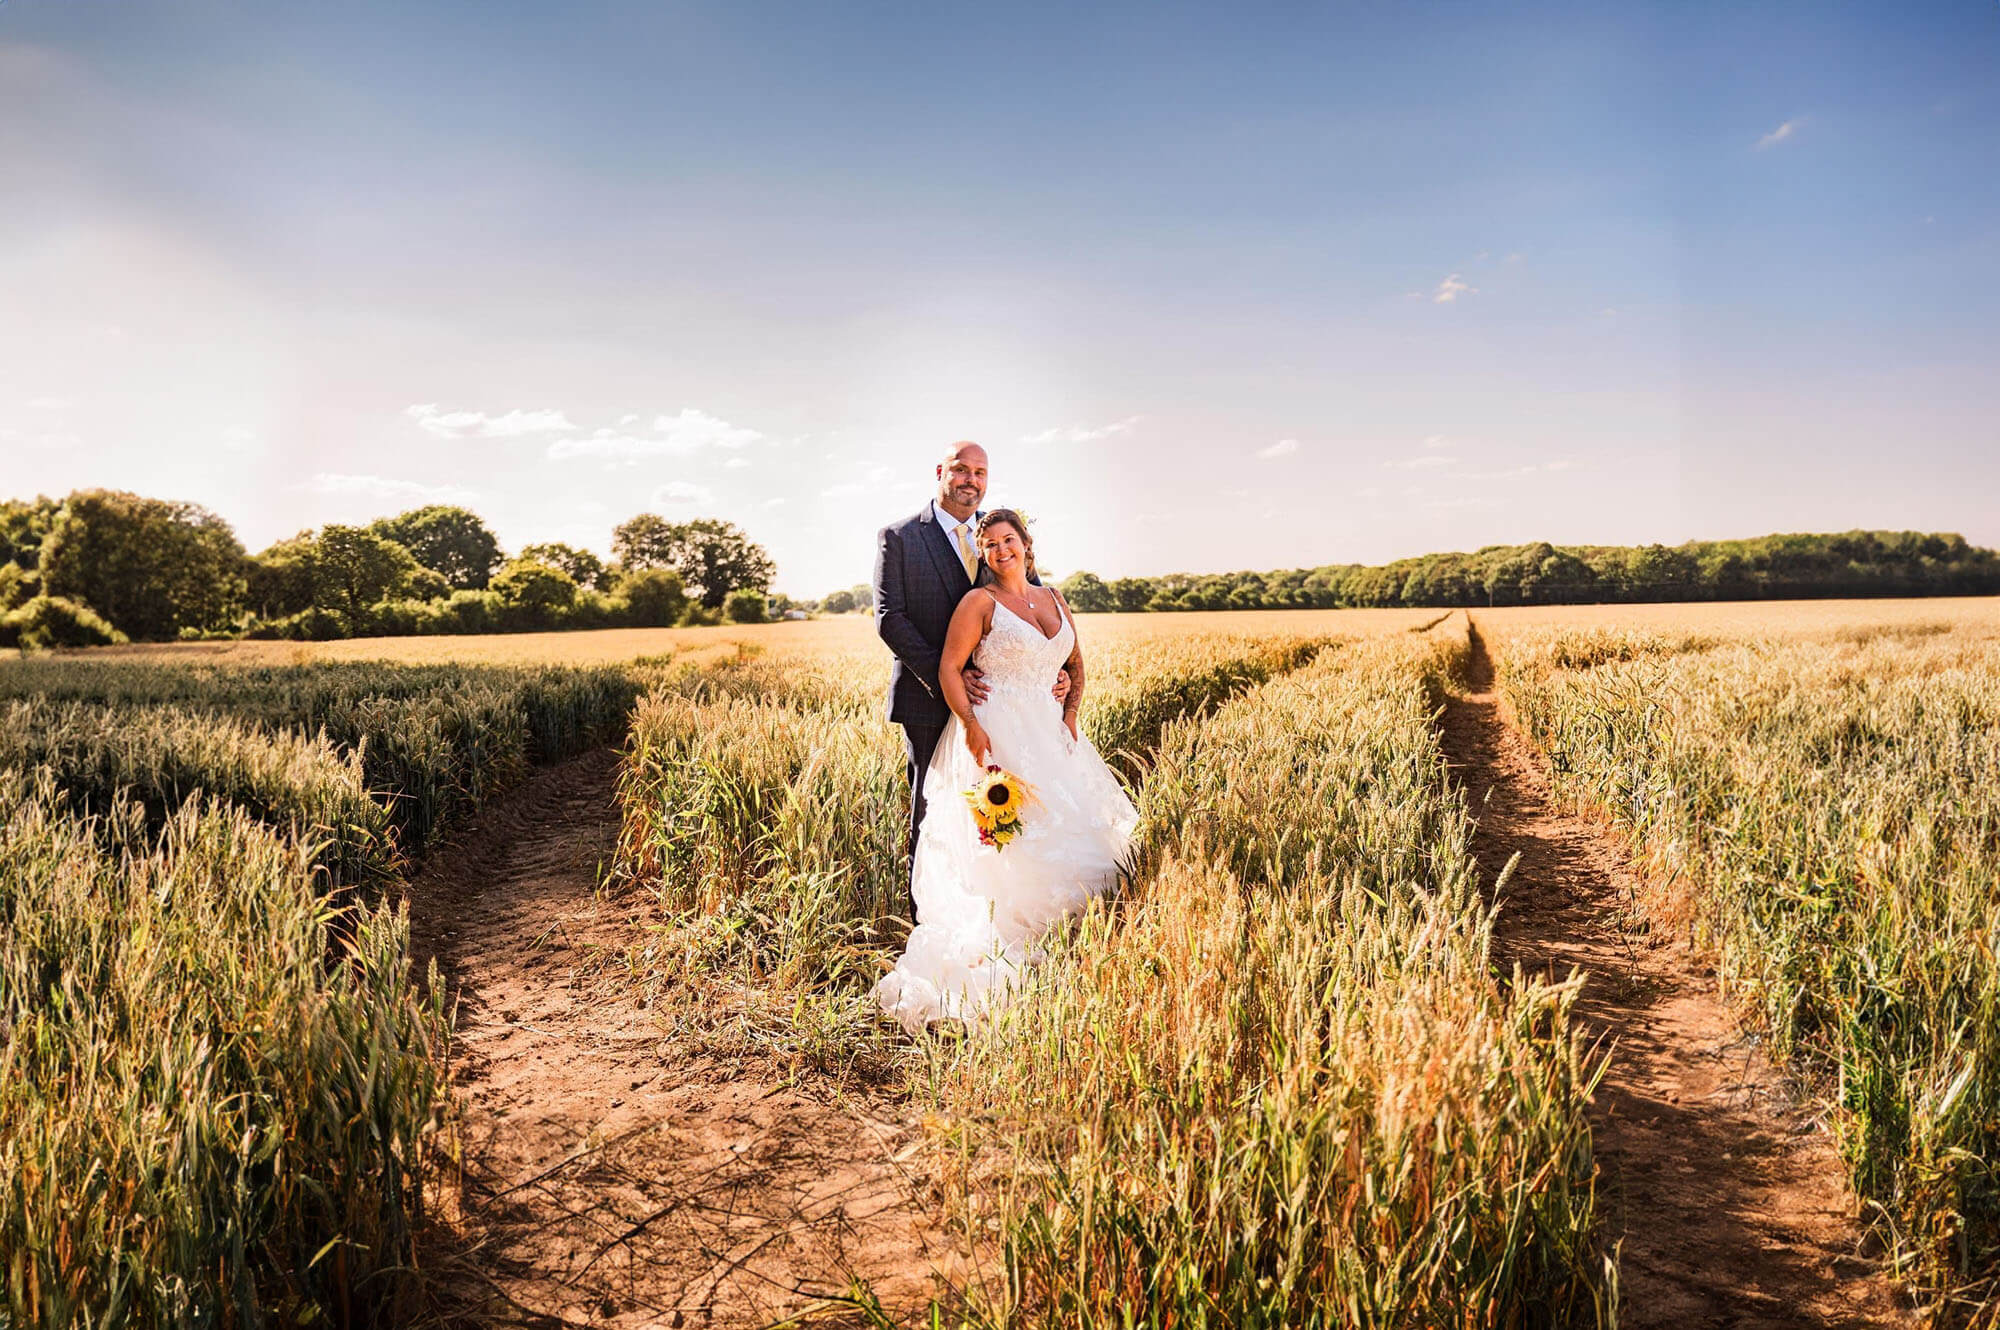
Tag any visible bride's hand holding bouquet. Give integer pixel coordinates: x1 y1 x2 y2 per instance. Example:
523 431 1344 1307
963 718 993 767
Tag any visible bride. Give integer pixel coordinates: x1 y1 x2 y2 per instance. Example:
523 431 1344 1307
875 509 1138 1034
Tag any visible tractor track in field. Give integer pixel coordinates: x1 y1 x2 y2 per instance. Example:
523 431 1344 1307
406 749 960 1328
1440 619 1916 1329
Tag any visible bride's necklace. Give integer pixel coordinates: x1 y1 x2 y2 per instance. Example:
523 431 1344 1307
993 583 1055 632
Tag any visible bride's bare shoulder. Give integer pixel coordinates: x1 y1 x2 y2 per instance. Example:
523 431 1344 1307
952 586 999 632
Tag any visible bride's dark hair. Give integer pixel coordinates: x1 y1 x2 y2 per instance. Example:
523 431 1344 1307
976 508 1036 581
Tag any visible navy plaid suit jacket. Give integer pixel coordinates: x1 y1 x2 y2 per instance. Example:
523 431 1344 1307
873 505 1037 726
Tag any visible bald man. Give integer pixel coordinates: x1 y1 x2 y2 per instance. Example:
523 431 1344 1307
873 443 1063 917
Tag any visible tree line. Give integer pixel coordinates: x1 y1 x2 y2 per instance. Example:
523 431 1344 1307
1048 531 2000 614
0 490 782 647
4 489 1993 649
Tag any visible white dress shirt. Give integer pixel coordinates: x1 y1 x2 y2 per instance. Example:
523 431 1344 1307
932 499 980 579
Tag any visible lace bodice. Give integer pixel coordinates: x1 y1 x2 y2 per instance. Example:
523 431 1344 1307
975 595 1073 694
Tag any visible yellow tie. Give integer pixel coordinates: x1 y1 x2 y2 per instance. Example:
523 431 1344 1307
955 524 977 581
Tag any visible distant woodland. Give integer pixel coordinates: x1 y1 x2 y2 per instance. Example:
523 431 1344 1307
1053 530 2000 614
1 488 1994 647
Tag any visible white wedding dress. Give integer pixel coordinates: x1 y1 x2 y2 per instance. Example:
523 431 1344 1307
876 595 1139 1034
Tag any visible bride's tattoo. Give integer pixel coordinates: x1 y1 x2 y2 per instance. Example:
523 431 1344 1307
1062 647 1085 716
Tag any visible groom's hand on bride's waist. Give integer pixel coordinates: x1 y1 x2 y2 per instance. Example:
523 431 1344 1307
1052 669 1071 706
962 664 990 705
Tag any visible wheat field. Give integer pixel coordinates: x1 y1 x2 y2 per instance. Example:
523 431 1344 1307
3 596 1997 1326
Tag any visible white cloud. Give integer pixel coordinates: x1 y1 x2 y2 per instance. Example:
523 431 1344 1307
1021 415 1142 445
548 407 763 462
405 403 576 439
28 396 72 411
1756 118 1804 150
650 480 714 507
650 407 763 451
1256 438 1299 460
1422 434 1450 450
1433 274 1476 304
219 426 257 451
1384 455 1454 471
821 481 867 498
306 473 480 505
545 430 655 461
724 456 752 469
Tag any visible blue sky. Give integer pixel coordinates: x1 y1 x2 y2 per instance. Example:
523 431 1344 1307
3 1 1994 596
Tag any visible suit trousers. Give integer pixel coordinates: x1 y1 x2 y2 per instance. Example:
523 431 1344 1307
898 721 946 918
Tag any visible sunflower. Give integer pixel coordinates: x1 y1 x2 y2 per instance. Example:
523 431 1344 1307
976 769 1025 820
962 765 1034 846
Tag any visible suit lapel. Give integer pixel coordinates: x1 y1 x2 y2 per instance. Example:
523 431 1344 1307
918 506 973 596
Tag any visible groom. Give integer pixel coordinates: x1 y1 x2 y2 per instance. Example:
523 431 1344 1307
873 441 1066 917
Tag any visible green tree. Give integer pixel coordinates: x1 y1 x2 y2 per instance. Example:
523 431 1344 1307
246 533 320 618
311 525 426 619
490 557 578 627
0 495 61 572
820 588 857 614
370 505 502 590
617 568 688 627
38 489 248 641
613 515 774 610
611 513 678 571
1109 578 1153 613
518 541 610 591
1059 571 1115 613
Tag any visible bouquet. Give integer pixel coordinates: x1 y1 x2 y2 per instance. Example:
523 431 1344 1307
964 765 1035 850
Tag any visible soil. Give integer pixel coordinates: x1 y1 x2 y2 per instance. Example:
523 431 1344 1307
407 749 964 1327
1439 619 1918 1330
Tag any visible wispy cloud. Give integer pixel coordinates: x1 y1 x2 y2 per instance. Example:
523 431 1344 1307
1384 454 1454 471
406 403 576 439
306 473 480 505
1021 415 1142 445
1757 117 1804 150
651 480 715 507
1257 438 1299 460
1433 274 1476 304
27 396 72 411
1422 434 1450 450
650 408 763 450
547 408 763 462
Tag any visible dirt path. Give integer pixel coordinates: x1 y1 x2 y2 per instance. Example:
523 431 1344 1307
408 749 961 1327
1439 621 1914 1330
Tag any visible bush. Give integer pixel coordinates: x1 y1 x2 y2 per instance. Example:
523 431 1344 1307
2 596 128 650
568 589 621 630
676 603 721 628
618 568 688 627
491 559 578 631
246 607 351 641
437 589 501 635
723 588 768 624
368 598 450 637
